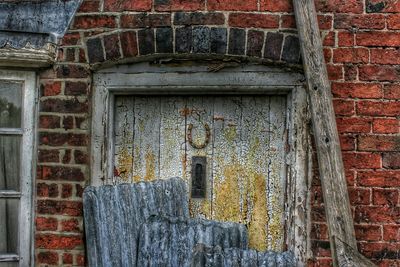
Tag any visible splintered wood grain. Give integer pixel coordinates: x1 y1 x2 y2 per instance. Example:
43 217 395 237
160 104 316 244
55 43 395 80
159 97 186 180
83 178 190 267
132 97 160 182
114 97 134 183
240 97 270 251
267 96 287 251
186 97 214 219
137 217 249 266
212 97 244 224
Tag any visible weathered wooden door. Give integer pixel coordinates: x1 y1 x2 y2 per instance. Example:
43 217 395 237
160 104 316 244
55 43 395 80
113 95 287 251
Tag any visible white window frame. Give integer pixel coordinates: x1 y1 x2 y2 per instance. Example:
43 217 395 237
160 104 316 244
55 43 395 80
90 62 313 265
0 70 36 267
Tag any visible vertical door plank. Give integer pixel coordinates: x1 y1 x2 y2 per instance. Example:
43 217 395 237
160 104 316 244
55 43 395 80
212 97 244 223
132 97 161 182
240 96 271 251
267 96 287 251
185 97 214 219
114 96 135 183
159 97 186 180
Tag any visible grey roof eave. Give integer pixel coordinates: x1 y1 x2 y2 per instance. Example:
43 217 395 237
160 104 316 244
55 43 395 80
0 0 82 49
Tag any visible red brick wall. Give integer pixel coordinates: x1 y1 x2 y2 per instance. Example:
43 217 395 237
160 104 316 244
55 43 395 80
35 0 400 266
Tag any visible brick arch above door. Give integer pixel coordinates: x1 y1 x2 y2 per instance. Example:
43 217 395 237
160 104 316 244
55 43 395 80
82 25 302 69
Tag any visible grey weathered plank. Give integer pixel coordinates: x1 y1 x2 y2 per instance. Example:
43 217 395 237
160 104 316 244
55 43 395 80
292 1 375 266
132 97 161 182
212 97 243 223
191 243 295 267
113 96 134 183
266 96 287 251
239 96 271 251
137 216 249 267
159 97 186 181
285 87 313 265
211 96 288 251
98 72 304 88
335 237 376 267
83 177 190 267
0 0 82 37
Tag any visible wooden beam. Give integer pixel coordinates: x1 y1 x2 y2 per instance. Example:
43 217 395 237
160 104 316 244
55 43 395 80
335 237 376 267
292 1 376 266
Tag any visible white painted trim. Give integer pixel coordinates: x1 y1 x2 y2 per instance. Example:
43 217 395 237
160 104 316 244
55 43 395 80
0 191 22 198
0 70 36 267
0 254 19 262
91 63 311 265
0 45 56 68
0 128 24 135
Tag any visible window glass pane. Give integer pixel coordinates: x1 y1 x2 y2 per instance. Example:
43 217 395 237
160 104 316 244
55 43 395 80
0 136 20 191
0 198 19 254
0 80 22 128
0 262 18 267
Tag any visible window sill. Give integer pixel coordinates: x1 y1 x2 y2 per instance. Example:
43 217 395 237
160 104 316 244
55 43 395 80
0 254 19 262
0 44 56 68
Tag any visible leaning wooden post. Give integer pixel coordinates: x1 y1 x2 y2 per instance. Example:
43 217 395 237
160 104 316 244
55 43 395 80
292 0 375 266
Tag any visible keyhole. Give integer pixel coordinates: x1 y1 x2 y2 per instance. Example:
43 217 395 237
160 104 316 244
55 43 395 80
191 156 207 199
195 163 203 190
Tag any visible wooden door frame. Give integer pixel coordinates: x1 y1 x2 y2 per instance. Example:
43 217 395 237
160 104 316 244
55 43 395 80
293 0 375 266
91 63 313 265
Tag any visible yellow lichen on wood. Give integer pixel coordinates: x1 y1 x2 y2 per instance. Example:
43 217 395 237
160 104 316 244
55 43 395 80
133 146 142 182
213 164 243 223
144 148 156 181
247 173 268 251
268 192 284 250
223 126 238 144
181 154 187 180
243 136 270 250
116 147 133 181
212 130 284 251
189 198 211 219
212 162 276 251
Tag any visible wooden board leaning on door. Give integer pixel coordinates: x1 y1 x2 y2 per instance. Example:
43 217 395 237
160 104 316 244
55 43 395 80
113 95 288 252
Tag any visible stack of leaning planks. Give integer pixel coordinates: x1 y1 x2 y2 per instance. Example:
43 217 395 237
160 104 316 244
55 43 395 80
83 177 295 267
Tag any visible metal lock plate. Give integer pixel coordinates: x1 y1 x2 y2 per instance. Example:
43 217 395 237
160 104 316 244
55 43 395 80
191 156 207 199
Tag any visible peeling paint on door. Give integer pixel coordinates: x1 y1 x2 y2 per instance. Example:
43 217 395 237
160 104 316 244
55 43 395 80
113 95 287 251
